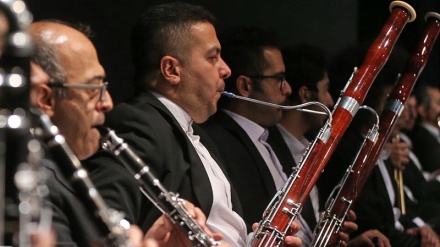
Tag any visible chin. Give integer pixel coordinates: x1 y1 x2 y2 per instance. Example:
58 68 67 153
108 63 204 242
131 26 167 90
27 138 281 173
78 146 99 160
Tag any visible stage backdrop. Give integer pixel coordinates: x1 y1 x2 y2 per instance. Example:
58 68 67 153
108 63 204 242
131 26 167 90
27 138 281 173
28 0 439 104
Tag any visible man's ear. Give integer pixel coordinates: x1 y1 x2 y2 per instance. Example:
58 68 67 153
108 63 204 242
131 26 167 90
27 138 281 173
30 84 55 117
236 75 252 97
298 86 310 103
160 55 181 85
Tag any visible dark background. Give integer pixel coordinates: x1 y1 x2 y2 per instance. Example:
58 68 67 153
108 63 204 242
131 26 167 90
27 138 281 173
27 0 440 104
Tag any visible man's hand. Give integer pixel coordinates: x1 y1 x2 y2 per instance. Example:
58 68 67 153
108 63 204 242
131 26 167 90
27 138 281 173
31 229 56 247
252 221 302 247
406 226 440 247
144 200 224 247
337 210 358 246
387 135 410 170
347 230 390 247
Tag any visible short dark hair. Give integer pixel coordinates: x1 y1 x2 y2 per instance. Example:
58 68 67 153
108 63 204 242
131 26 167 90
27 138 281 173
414 83 439 110
131 2 216 89
219 26 281 99
282 44 327 104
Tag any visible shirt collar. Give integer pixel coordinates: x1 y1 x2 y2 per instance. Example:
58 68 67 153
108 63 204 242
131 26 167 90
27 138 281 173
421 122 440 139
222 109 266 142
150 91 193 133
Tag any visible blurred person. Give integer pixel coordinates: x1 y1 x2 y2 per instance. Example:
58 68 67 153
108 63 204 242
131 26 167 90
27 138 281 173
410 84 440 173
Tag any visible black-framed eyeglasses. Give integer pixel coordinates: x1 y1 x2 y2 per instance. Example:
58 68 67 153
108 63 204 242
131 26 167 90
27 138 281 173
246 74 286 91
48 81 109 101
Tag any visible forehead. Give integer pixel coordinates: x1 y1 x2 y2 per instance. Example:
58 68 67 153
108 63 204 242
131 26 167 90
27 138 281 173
316 73 330 89
57 36 105 84
262 48 284 73
188 22 220 52
428 87 440 98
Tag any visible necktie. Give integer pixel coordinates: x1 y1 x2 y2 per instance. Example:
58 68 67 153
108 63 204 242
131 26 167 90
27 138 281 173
259 130 288 183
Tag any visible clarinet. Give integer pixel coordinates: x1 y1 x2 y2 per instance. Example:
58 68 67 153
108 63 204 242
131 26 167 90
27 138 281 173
311 11 440 247
99 127 219 247
34 110 132 247
0 0 33 245
251 2 416 246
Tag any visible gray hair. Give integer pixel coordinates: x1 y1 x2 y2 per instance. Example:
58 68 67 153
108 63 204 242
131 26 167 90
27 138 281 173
31 34 67 98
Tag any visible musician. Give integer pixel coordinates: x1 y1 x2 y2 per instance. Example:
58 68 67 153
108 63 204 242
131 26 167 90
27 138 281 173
201 25 292 232
93 3 301 246
200 26 353 246
401 94 440 193
409 84 440 173
269 45 334 237
29 21 210 247
268 44 390 247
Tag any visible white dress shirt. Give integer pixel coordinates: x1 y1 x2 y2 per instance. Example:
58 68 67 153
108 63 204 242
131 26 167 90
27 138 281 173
377 149 407 231
152 92 248 246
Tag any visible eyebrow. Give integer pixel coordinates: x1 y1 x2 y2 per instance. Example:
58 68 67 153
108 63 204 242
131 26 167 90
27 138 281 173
207 47 221 55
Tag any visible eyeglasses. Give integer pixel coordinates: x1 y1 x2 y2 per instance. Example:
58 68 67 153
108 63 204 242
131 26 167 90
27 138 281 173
246 73 286 91
48 81 109 101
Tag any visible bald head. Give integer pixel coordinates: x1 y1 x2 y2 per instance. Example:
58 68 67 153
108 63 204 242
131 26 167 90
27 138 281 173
30 21 93 52
29 21 111 160
30 21 104 93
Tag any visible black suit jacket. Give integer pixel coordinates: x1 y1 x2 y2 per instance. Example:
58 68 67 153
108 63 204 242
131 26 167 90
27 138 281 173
88 91 243 232
409 124 440 172
354 163 424 246
326 129 421 246
202 111 317 233
201 110 276 231
43 159 106 246
402 151 440 205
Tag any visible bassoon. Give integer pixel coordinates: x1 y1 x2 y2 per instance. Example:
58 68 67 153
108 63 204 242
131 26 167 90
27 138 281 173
311 11 440 247
251 1 416 246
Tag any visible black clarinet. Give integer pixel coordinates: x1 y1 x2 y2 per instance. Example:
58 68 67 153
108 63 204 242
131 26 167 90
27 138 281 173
34 110 132 247
99 127 219 247
0 0 33 245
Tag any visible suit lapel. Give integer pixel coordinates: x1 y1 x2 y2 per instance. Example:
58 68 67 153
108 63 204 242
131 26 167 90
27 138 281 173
194 123 244 215
213 111 277 195
267 126 297 175
136 92 213 214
